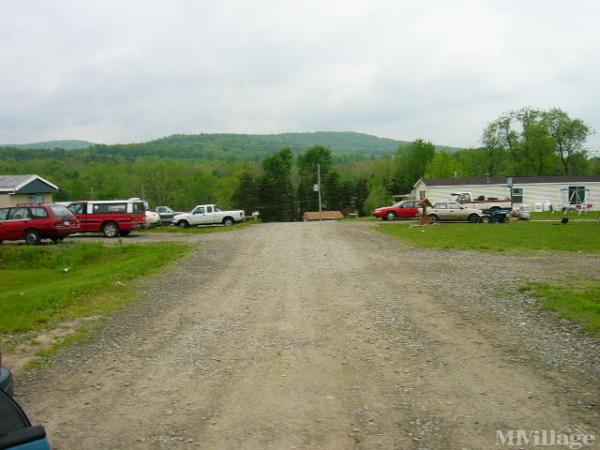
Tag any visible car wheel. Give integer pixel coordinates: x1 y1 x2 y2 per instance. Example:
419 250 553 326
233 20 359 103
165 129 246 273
386 211 396 221
178 220 189 229
468 214 480 223
223 217 234 226
102 221 119 238
480 215 490 224
25 229 42 245
429 214 439 223
119 230 131 237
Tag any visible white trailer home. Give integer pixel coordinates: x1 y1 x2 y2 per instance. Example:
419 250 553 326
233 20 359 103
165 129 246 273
412 175 600 211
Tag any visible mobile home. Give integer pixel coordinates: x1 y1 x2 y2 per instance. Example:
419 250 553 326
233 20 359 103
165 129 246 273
412 175 600 211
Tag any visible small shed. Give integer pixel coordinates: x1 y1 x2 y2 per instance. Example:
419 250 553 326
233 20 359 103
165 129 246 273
302 211 344 221
0 175 59 207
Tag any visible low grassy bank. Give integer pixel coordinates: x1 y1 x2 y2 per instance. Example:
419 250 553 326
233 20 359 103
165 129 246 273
521 280 600 334
377 221 600 252
0 242 190 334
142 221 255 234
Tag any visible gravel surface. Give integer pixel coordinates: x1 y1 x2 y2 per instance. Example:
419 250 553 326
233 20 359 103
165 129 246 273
13 221 600 449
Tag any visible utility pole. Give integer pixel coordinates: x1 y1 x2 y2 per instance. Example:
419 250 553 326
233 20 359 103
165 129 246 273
317 163 322 221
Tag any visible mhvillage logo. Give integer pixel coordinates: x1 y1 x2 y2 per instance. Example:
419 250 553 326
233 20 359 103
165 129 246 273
497 425 595 449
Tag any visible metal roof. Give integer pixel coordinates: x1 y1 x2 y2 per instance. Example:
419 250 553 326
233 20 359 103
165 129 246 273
0 174 59 192
418 175 600 187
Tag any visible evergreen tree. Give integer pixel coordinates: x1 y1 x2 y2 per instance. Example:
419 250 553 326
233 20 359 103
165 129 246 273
232 171 259 214
258 148 295 222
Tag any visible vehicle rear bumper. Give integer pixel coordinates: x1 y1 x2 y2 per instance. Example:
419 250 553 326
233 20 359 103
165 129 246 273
0 367 14 396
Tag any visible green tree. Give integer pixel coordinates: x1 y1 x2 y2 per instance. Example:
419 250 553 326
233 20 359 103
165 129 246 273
542 108 591 174
297 146 332 214
425 151 458 178
392 139 435 193
232 171 260 214
323 171 342 211
258 148 295 222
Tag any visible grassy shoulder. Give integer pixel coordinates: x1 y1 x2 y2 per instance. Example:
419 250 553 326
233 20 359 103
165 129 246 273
0 241 190 334
521 280 600 334
376 221 600 252
142 221 255 234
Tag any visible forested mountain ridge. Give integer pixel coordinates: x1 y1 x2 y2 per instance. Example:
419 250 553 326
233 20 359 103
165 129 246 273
1 140 96 150
1 132 460 162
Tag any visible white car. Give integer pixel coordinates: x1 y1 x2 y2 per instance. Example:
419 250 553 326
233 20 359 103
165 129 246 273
173 204 245 228
428 201 486 223
145 210 161 226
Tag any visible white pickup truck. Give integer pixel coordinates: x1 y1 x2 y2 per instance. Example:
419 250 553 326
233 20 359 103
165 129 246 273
172 204 245 227
451 192 512 211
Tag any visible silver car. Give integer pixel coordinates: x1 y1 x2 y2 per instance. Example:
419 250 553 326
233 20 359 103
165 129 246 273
428 202 485 223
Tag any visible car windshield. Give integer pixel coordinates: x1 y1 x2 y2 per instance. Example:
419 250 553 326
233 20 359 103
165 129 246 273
214 207 222 212
50 205 72 217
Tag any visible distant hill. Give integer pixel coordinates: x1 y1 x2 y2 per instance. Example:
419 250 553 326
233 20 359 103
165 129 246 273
148 132 409 156
0 132 461 162
2 140 96 150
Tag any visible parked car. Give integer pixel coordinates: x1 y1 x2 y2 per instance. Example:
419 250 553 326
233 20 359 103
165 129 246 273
428 201 485 223
155 206 185 225
173 204 245 227
63 199 146 237
145 210 161 226
0 204 79 245
0 347 13 397
0 388 51 449
372 200 421 220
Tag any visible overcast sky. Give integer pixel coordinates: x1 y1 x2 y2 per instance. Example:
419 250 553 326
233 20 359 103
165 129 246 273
1 0 599 150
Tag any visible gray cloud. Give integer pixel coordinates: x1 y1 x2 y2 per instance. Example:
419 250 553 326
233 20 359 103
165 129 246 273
1 0 599 150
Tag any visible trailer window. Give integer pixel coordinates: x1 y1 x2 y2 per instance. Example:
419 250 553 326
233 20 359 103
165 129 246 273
511 188 523 204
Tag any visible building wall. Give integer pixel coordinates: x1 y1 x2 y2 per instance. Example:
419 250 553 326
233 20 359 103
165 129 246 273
513 182 600 210
412 181 600 210
412 182 510 203
0 193 53 207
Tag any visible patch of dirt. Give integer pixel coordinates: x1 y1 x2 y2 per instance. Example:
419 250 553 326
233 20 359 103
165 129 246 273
13 222 599 450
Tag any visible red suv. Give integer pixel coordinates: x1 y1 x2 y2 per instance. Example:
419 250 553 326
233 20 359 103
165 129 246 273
0 204 79 245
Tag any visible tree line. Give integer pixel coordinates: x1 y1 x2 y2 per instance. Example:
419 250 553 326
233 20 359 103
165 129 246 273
0 106 597 221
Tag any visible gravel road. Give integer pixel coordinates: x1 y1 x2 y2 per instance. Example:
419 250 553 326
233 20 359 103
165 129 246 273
17 222 599 449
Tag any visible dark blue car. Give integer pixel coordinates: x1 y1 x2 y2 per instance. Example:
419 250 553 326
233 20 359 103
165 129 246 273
1 375 51 450
0 367 14 397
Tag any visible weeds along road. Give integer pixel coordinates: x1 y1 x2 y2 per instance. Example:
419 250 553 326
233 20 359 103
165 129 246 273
19 222 599 449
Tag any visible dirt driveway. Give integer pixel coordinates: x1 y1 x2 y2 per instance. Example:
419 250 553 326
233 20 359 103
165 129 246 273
16 222 599 449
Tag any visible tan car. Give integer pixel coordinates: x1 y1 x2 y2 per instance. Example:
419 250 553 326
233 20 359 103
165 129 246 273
428 201 486 223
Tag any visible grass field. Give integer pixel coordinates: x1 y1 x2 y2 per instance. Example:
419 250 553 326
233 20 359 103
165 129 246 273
522 280 600 334
142 221 255 234
0 242 190 334
377 221 600 252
